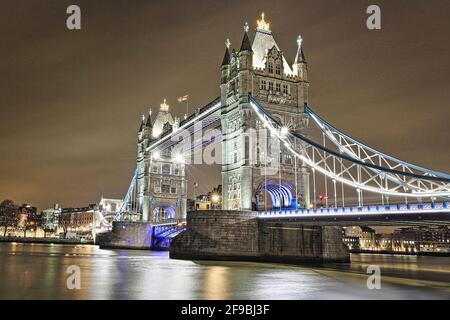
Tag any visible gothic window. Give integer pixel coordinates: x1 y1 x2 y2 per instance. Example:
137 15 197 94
283 84 289 94
174 168 179 175
152 166 158 173
171 187 177 194
162 164 171 175
276 83 281 92
162 185 170 193
260 79 266 90
268 63 273 74
268 82 273 91
233 152 238 163
275 64 281 75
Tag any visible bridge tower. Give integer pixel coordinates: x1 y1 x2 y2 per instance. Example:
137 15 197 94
136 100 187 223
220 13 311 211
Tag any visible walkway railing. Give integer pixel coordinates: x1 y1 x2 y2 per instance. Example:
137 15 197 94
256 202 449 218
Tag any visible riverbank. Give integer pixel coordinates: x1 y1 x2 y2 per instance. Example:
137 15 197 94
0 236 94 245
350 249 450 257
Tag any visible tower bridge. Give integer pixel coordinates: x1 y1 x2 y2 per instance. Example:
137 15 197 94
100 14 450 260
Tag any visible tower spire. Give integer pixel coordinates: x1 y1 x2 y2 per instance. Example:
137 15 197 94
239 22 252 52
295 35 306 63
146 108 153 127
139 114 145 131
221 39 231 66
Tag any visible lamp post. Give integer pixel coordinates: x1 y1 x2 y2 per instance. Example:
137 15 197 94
211 193 220 211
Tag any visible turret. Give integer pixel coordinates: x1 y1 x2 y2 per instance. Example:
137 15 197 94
293 35 308 81
293 35 309 107
238 23 253 97
238 22 253 71
220 40 231 85
220 40 231 105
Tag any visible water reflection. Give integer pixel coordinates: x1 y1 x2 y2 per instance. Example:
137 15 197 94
0 243 449 299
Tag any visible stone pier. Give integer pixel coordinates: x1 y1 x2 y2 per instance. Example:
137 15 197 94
98 221 154 249
170 210 349 264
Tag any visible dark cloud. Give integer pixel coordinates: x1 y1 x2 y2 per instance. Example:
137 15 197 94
1 0 449 210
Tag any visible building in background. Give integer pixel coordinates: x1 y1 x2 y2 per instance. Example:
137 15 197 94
343 226 450 254
393 226 450 253
59 204 96 238
344 226 376 250
41 204 61 235
18 204 38 235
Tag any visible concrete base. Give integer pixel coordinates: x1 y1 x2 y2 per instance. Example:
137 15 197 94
170 210 350 264
98 221 154 250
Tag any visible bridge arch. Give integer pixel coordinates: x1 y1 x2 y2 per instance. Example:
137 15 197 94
152 204 175 223
254 180 296 210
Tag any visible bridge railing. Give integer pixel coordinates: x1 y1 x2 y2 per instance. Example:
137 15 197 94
256 202 449 218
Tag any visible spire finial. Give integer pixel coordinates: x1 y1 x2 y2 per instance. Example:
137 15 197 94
297 35 303 47
244 22 249 33
142 114 145 122
225 38 231 49
257 12 270 31
160 98 169 111
149 108 152 116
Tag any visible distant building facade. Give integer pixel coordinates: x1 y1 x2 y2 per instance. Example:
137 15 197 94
41 204 61 232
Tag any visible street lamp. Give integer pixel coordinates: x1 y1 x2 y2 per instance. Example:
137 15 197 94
211 193 220 210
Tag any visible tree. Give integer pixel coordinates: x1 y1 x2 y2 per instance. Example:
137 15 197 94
59 212 72 238
0 200 19 237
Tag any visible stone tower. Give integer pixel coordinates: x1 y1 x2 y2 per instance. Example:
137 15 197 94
220 13 311 211
136 99 187 223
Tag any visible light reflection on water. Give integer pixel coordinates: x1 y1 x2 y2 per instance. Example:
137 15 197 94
0 243 449 300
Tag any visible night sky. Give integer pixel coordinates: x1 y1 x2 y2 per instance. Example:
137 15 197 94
1 0 449 210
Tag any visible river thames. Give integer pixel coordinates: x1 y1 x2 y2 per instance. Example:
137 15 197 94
0 242 449 299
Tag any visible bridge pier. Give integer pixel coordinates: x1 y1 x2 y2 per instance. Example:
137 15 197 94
98 221 182 250
170 210 349 264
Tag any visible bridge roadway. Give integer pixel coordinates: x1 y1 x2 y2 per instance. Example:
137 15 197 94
256 202 450 226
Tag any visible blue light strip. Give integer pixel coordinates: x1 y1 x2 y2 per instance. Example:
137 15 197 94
256 201 450 218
